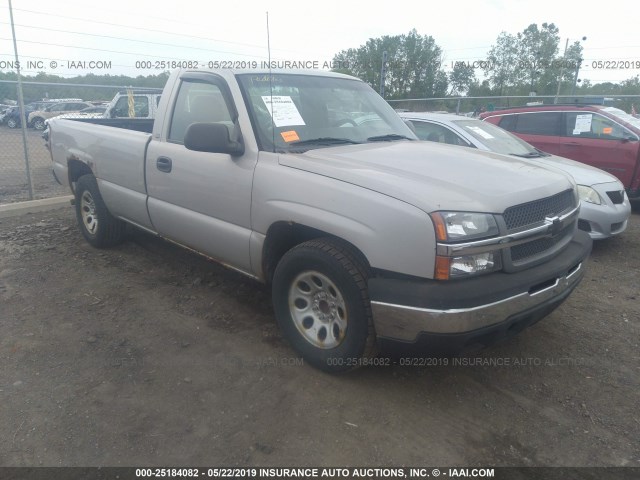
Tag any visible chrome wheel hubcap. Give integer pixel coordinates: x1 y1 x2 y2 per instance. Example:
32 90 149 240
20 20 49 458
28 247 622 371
80 191 98 234
288 271 347 349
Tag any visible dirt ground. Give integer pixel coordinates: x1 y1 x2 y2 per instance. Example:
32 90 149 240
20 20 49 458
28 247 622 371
0 203 638 468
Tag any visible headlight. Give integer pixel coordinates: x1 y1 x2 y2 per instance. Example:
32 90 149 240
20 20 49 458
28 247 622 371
430 211 499 242
431 211 502 280
577 185 602 205
436 252 502 279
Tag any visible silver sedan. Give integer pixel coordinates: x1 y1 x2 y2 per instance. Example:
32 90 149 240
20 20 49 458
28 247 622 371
399 112 631 240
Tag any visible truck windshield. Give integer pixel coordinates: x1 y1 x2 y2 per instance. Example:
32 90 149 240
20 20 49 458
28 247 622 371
236 73 417 152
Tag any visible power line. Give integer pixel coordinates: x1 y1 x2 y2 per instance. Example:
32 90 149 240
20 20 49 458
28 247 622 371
3 6 306 56
0 22 268 58
0 37 265 61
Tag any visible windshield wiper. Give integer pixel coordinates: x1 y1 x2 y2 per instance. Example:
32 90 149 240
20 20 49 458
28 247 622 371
367 133 414 142
534 148 551 157
289 137 361 147
510 151 543 158
510 148 551 158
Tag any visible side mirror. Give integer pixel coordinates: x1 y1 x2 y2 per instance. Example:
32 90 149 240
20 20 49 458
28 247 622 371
621 132 637 143
184 122 244 156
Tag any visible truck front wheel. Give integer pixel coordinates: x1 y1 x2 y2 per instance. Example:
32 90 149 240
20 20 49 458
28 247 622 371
75 174 125 248
272 238 377 372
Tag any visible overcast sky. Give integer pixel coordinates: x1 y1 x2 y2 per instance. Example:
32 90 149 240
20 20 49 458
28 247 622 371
1 0 639 86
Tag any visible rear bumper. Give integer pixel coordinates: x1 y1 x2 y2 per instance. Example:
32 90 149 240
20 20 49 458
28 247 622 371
368 230 592 351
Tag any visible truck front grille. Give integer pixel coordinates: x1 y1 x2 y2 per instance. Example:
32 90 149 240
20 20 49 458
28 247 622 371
510 223 574 262
503 189 576 230
501 189 577 271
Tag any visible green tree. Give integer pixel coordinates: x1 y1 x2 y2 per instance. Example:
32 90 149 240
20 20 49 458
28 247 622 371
485 32 519 95
484 23 586 96
514 23 560 94
448 61 476 96
332 29 448 99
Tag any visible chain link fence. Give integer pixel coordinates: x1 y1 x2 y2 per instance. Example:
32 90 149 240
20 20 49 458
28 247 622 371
0 80 162 204
2 81 639 204
386 94 640 116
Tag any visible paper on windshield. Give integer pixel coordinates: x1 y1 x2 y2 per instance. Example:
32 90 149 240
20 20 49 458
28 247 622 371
466 126 494 139
573 114 592 135
261 96 306 127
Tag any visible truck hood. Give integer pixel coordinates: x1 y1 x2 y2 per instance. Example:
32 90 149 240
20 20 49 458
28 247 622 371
279 141 575 213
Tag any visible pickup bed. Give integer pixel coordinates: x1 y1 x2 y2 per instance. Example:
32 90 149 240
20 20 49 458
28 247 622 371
48 69 592 371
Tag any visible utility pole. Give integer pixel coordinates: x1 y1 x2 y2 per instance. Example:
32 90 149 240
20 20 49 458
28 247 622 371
379 51 387 98
554 38 569 104
8 0 34 200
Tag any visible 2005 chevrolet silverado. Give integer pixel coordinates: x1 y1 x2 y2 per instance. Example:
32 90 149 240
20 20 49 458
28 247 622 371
48 69 592 372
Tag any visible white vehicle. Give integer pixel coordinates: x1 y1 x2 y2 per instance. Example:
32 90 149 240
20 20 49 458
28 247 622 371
399 112 631 240
103 90 162 119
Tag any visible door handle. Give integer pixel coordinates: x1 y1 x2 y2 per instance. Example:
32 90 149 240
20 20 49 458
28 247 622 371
156 156 172 173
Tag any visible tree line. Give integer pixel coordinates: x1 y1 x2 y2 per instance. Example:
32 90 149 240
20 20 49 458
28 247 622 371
1 24 638 112
331 25 639 112
0 71 169 104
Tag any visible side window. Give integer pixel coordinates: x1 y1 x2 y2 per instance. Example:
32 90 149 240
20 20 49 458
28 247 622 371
564 112 625 140
497 114 517 132
513 112 561 136
413 122 459 144
168 80 232 144
112 97 128 117
112 97 149 118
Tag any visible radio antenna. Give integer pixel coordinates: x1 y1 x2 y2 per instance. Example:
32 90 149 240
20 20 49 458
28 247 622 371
266 11 275 152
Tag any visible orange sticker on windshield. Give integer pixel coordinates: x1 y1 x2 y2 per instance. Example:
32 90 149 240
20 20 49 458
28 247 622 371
602 127 613 134
281 130 300 142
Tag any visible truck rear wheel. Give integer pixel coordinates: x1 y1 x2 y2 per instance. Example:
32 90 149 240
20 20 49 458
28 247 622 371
75 174 125 248
272 238 377 372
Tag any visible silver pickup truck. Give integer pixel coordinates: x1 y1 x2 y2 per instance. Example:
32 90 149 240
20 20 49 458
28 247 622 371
48 69 592 372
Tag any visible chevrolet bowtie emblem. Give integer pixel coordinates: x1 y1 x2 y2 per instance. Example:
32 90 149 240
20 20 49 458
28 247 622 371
545 216 562 236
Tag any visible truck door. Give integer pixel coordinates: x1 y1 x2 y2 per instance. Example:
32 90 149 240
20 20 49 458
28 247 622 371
145 73 258 274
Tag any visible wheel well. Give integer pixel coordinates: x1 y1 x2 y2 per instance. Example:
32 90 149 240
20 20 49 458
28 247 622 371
262 222 370 284
67 160 93 193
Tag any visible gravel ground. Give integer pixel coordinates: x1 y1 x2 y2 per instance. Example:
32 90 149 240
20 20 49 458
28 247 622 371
0 203 638 468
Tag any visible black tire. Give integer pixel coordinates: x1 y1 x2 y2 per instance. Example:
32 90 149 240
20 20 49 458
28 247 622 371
32 117 46 130
272 238 377 372
6 118 18 129
74 174 125 248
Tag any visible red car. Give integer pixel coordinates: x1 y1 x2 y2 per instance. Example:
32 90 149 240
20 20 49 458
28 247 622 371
480 104 640 199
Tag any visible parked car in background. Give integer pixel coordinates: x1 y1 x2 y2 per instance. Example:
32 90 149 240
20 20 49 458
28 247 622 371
400 112 631 240
479 104 640 199
51 105 107 119
0 104 13 120
1 105 16 125
41 106 108 143
28 101 94 130
103 90 162 119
